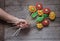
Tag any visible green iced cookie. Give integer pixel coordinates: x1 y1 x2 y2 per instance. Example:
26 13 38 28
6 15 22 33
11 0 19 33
43 14 49 18
31 11 38 18
36 16 44 22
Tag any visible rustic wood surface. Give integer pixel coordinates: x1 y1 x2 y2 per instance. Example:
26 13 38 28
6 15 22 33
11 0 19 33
0 0 5 41
2 0 60 41
0 23 4 41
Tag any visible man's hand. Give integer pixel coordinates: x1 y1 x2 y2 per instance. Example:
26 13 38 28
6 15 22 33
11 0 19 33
0 8 29 29
14 19 29 29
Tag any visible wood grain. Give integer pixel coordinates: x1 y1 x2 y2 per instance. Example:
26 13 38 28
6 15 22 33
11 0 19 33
0 0 5 41
0 24 4 41
4 0 60 41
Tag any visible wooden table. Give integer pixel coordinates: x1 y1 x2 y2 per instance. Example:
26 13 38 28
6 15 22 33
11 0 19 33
1 0 60 41
0 0 5 41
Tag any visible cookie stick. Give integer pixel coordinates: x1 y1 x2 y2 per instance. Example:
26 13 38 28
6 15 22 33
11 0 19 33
12 28 21 36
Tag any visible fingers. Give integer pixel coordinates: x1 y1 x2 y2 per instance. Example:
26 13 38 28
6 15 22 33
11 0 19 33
19 23 29 29
16 22 29 29
14 19 29 29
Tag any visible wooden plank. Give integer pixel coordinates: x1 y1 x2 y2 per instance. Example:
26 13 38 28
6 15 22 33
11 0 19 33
5 5 60 11
5 0 60 6
0 23 4 41
0 0 5 41
0 0 5 9
5 40 60 41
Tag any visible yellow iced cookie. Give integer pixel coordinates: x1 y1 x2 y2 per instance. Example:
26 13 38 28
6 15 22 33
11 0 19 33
29 5 36 13
37 10 43 16
36 23 43 29
49 11 56 20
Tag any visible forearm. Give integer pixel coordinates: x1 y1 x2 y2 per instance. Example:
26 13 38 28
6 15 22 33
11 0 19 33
0 8 19 23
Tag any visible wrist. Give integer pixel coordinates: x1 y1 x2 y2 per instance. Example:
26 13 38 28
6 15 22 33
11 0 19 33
7 17 19 24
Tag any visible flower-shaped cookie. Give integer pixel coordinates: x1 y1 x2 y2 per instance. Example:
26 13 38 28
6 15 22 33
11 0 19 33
28 2 56 29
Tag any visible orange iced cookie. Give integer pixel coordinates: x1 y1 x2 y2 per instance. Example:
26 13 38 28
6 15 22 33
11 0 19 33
37 10 43 16
29 5 36 13
49 11 56 20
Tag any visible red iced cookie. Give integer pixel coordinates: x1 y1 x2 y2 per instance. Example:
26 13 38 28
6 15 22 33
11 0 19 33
42 19 49 26
43 8 51 14
36 2 43 10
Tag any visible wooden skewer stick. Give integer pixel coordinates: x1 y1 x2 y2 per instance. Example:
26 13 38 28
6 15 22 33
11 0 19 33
12 28 21 36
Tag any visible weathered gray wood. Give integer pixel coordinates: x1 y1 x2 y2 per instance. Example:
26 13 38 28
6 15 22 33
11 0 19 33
5 40 60 41
0 0 5 9
5 5 60 18
4 0 60 41
0 24 4 41
0 0 5 41
5 21 60 40
5 0 60 6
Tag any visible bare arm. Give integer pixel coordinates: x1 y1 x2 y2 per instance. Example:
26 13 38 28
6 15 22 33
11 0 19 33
0 8 19 23
0 8 29 28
